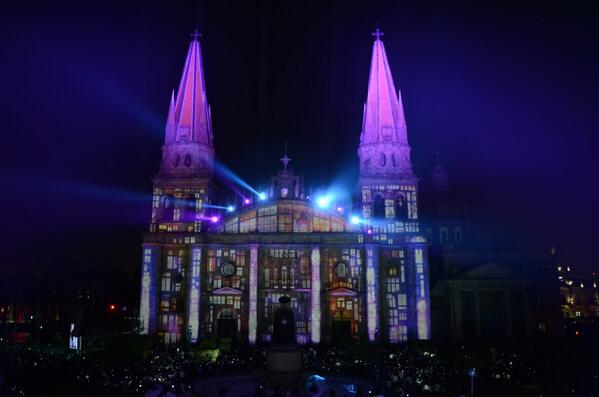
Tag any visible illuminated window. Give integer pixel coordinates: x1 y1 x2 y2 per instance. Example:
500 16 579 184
225 216 238 233
240 211 257 233
313 214 330 232
385 199 395 219
160 300 169 311
387 277 400 293
294 208 312 232
362 189 371 203
331 219 344 232
161 273 171 292
398 294 407 307
278 204 293 232
399 325 408 341
258 206 277 232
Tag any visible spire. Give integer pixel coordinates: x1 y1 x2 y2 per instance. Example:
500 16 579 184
361 27 407 146
164 90 176 144
166 28 212 146
167 90 176 125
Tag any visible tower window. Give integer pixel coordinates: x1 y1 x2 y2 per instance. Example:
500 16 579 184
440 227 448 243
395 194 408 220
373 194 385 219
160 195 175 222
454 227 463 242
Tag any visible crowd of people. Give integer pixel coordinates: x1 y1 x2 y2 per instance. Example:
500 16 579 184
0 339 598 396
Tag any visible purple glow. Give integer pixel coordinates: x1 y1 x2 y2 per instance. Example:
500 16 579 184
336 206 343 212
367 229 373 235
211 215 219 223
244 198 251 205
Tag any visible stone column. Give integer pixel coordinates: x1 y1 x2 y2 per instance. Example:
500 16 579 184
187 246 202 343
140 244 160 335
365 244 379 342
248 245 259 344
310 247 321 344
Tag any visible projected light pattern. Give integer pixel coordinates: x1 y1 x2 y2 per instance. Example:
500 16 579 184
415 248 430 339
202 203 235 211
366 246 379 341
188 247 202 343
311 247 321 343
316 195 331 209
248 246 258 344
140 245 159 334
214 160 264 200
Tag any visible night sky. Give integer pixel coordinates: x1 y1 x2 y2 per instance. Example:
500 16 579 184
1 1 598 282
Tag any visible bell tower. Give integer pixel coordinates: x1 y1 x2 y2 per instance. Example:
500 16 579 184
150 29 215 233
358 28 419 235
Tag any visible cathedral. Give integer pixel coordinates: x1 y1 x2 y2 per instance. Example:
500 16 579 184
139 28 431 345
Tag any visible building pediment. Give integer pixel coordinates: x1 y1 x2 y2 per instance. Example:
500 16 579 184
211 287 243 295
328 287 358 297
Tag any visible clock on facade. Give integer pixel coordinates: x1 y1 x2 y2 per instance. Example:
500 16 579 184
220 262 236 277
281 187 288 197
334 262 349 278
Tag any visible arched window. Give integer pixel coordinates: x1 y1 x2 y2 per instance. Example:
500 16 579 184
395 194 408 220
373 194 385 219
440 227 448 243
454 227 463 243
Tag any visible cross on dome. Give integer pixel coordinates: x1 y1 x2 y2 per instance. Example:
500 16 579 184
372 27 384 40
190 28 201 41
280 141 292 170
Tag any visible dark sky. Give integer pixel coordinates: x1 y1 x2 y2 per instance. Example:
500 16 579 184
1 0 598 279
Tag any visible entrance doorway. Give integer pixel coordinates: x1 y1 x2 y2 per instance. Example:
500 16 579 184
332 310 353 343
217 309 237 340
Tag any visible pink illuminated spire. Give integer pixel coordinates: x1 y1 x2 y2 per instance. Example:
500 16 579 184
361 27 407 146
165 29 213 146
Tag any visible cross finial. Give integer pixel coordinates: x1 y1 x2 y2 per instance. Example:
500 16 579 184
372 24 384 40
191 24 201 41
280 141 291 171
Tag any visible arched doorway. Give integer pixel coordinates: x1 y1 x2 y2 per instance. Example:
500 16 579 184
217 309 238 340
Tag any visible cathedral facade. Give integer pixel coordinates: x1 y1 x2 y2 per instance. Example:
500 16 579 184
139 29 431 345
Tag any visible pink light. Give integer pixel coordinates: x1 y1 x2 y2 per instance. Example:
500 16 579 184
336 206 343 212
367 229 373 235
244 198 251 205
211 216 219 223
